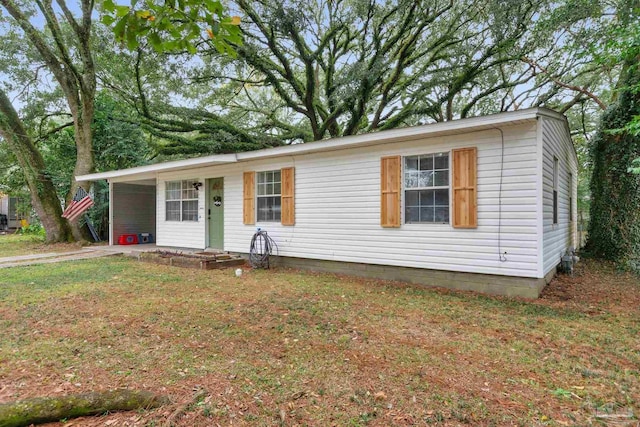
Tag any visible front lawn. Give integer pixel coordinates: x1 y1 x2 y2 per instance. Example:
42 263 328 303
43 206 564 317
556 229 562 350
0 233 82 258
0 255 638 426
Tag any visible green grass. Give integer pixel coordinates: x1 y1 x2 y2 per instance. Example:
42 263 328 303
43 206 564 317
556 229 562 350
0 234 46 257
0 255 638 426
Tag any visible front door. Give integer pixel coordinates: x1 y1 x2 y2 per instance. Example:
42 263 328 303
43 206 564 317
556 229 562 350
207 178 224 250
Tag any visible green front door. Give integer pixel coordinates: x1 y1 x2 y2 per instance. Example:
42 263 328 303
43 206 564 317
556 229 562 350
207 178 224 250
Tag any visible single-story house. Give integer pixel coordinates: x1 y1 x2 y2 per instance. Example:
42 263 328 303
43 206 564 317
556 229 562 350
77 107 577 298
0 193 23 230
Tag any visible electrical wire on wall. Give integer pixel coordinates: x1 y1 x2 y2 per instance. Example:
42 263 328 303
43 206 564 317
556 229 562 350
494 127 508 262
249 228 278 268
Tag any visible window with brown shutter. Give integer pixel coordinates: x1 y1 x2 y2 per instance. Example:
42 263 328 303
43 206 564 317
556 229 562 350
243 171 255 225
381 155 401 227
281 167 295 226
452 147 477 228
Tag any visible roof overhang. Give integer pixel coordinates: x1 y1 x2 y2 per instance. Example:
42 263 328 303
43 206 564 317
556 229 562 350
76 107 564 183
76 153 239 182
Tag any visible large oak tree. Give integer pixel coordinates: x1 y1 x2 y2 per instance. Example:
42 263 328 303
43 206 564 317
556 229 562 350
109 0 619 156
0 0 96 241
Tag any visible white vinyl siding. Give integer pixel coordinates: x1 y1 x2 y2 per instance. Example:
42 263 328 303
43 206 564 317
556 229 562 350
156 122 541 278
541 116 578 276
156 178 206 248
553 156 559 224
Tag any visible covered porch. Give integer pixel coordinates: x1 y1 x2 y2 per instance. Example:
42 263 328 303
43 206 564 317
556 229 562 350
109 179 157 246
76 153 239 249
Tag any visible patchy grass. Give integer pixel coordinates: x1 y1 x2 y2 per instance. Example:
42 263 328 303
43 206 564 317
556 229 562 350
0 233 84 257
0 256 638 426
0 234 45 257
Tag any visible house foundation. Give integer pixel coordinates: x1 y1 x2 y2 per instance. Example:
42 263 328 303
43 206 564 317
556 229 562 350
267 255 548 298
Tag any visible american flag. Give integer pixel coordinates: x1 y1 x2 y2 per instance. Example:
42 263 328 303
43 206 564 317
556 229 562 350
62 187 94 222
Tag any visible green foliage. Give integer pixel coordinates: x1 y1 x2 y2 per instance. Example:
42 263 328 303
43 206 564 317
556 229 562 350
91 94 152 238
33 92 152 239
587 59 640 267
586 2 640 262
0 144 25 196
101 0 242 55
617 23 640 172
17 223 45 237
565 107 598 228
99 0 627 157
0 0 97 242
92 93 153 171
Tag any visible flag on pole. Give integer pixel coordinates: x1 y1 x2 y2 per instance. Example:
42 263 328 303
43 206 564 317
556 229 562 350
62 187 94 222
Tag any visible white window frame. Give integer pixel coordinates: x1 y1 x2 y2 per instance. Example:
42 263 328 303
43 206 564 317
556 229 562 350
403 152 451 224
256 170 281 222
165 180 199 222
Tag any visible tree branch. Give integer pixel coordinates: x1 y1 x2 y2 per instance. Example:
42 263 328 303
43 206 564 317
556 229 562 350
523 57 607 110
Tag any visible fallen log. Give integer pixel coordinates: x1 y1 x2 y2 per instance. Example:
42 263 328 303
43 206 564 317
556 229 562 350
0 389 169 427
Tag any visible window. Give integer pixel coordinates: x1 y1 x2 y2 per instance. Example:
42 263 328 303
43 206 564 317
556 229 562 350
553 157 558 224
165 180 199 221
257 170 281 222
404 152 449 223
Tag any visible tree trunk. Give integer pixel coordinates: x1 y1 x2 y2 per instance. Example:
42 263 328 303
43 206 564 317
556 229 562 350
67 95 96 241
1 0 97 242
0 90 73 242
0 390 169 427
586 56 640 264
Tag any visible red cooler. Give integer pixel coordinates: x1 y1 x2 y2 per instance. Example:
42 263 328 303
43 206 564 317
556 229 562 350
118 234 139 245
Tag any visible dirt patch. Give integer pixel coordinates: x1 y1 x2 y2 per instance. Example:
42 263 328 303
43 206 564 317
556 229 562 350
540 258 640 315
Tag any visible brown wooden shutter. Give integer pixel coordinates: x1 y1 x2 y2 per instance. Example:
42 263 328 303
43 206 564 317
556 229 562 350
452 147 477 228
381 155 401 227
281 167 295 226
243 171 255 225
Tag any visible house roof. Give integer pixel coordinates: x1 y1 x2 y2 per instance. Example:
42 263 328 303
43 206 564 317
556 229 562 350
76 107 567 183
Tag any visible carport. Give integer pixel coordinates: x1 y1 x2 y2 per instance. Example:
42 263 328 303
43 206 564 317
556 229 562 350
76 154 238 246
110 179 156 246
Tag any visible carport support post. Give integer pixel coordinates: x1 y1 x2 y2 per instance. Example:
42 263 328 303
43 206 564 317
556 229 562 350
108 180 113 246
